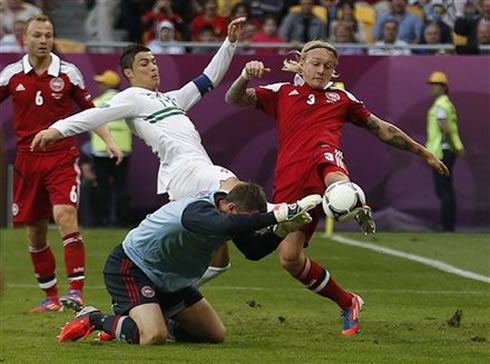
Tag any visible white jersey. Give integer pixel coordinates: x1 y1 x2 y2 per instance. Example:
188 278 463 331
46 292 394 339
50 38 237 196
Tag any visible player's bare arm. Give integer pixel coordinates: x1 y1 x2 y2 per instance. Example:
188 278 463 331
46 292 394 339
225 61 270 107
93 125 124 165
365 114 449 176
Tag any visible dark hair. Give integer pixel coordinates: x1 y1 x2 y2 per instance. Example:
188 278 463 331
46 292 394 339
120 44 151 72
382 19 399 30
223 183 267 213
230 2 250 18
199 24 217 35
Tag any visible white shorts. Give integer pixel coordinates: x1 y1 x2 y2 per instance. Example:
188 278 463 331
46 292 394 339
166 163 237 200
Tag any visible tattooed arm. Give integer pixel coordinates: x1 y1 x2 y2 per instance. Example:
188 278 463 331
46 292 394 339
225 74 258 107
225 60 271 107
365 114 450 176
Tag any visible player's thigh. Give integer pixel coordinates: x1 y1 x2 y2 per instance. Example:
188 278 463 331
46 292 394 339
103 245 162 318
173 297 225 343
45 150 81 210
129 303 167 345
12 153 51 224
168 163 237 200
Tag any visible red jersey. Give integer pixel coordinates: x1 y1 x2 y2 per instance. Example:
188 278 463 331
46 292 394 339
0 53 94 152
254 77 371 178
190 15 228 40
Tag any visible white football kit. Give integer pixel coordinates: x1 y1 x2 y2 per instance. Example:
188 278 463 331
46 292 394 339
51 38 237 199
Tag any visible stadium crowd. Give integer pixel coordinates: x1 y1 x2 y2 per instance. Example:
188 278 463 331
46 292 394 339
0 0 490 54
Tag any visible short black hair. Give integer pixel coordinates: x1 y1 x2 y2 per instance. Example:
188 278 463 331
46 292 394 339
120 44 151 72
223 183 267 213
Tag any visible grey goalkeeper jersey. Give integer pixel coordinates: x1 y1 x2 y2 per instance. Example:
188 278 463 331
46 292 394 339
122 191 280 293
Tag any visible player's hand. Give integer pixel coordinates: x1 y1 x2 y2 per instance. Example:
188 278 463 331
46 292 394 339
227 16 246 43
426 153 449 176
105 141 124 165
30 128 62 151
272 194 322 223
241 61 271 81
274 212 312 238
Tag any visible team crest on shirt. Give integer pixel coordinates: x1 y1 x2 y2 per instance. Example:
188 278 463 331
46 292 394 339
141 286 155 298
52 93 63 100
12 203 19 216
325 92 340 104
49 77 65 92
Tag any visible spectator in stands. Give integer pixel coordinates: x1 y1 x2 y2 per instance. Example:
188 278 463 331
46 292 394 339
372 0 423 43
454 0 490 54
422 0 452 43
146 19 186 54
84 0 121 47
332 21 364 54
2 0 41 33
0 18 24 52
279 0 327 43
330 0 367 43
141 0 185 44
242 0 284 20
228 2 261 28
250 15 285 55
416 21 443 54
477 20 490 53
192 24 219 53
369 19 412 54
191 0 227 40
319 0 339 37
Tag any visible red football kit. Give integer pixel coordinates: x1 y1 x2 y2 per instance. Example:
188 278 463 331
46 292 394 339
254 77 372 241
0 53 94 223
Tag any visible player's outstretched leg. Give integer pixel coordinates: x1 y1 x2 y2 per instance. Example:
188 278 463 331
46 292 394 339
279 231 364 335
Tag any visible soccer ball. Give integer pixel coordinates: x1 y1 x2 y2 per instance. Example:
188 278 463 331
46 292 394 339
322 181 366 222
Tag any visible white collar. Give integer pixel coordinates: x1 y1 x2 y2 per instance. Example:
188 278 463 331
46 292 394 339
293 74 333 90
22 52 61 76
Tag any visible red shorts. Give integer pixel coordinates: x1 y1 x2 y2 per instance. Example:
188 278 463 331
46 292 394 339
13 148 80 224
272 145 349 243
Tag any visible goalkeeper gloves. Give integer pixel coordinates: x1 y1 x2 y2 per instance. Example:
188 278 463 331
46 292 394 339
272 194 322 223
274 212 313 238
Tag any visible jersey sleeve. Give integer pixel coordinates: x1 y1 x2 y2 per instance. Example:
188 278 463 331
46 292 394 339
254 83 286 119
343 89 372 126
166 37 237 111
232 229 282 261
70 84 94 110
50 90 136 137
181 201 277 237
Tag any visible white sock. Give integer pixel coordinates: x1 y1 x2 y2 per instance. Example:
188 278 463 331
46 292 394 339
193 263 231 288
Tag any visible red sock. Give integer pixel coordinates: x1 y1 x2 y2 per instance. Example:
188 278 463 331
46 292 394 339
63 232 85 292
295 257 353 310
29 244 58 298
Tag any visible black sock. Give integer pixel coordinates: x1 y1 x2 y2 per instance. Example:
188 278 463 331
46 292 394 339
90 314 140 344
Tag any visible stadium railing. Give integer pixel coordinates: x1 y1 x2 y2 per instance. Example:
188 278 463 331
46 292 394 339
81 41 490 53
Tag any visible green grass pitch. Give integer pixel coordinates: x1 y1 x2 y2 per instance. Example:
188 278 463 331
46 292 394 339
0 229 489 363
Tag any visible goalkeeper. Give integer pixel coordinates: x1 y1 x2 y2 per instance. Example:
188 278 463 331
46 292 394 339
57 183 321 345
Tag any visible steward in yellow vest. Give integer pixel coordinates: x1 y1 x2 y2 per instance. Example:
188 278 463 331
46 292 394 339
426 71 464 231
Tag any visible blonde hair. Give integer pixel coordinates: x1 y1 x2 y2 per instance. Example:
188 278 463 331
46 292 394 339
282 40 339 76
25 14 52 34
